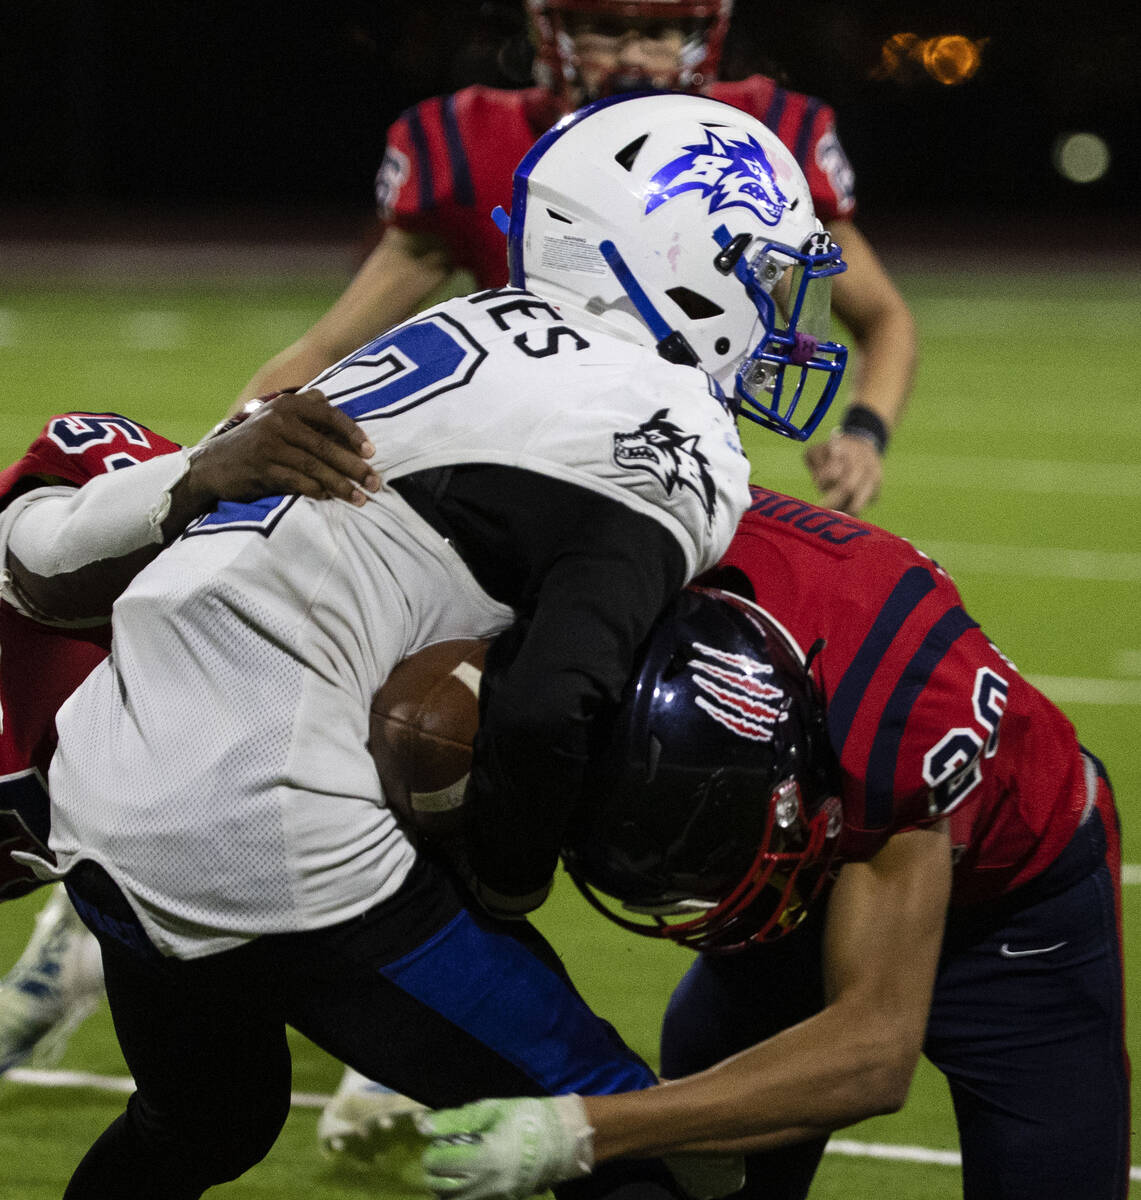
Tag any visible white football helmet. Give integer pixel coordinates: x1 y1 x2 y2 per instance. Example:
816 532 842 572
493 92 848 439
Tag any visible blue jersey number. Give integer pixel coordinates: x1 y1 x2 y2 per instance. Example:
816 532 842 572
187 316 485 536
315 314 486 421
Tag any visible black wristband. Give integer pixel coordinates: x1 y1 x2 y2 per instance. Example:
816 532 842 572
840 405 889 455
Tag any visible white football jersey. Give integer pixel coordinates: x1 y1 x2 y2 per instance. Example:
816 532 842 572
47 290 750 958
310 288 747 579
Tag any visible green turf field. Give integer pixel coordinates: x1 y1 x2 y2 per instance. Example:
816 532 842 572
0 265 1137 1197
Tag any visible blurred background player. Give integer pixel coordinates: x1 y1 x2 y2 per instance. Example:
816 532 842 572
418 489 1130 1200
236 0 916 518
0 394 380 1077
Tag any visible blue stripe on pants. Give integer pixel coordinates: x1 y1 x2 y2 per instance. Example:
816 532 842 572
381 908 656 1095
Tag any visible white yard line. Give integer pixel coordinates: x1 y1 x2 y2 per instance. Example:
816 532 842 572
1025 675 1141 706
895 455 1141 497
825 1139 1141 1183
6 1068 1140 1181
826 1137 963 1168
120 310 189 350
922 542 1141 582
752 455 1141 497
5 1065 326 1108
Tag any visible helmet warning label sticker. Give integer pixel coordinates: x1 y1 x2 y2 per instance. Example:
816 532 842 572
540 235 608 275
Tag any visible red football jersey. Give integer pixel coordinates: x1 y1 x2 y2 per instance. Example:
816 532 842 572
374 79 856 290
710 486 1091 905
0 413 180 897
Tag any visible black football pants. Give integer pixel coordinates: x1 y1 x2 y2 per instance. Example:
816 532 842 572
62 855 681 1200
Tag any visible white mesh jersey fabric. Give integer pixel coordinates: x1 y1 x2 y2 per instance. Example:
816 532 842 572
49 492 513 959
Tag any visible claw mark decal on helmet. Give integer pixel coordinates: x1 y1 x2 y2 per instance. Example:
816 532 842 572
613 409 717 523
644 129 788 226
691 642 783 741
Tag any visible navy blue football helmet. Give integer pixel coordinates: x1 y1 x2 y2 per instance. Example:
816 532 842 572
563 586 842 952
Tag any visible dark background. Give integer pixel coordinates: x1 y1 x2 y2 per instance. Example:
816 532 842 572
1 1 1137 240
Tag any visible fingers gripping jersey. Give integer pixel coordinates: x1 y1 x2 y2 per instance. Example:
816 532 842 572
376 79 854 290
0 414 179 899
712 486 1094 904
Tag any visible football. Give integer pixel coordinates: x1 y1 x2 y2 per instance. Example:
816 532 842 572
369 638 487 836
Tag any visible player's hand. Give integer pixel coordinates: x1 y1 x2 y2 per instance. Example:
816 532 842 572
804 430 882 516
421 1096 594 1200
187 388 379 510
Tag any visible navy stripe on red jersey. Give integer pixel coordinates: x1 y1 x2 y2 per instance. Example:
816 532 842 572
864 605 979 828
761 86 787 135
793 97 822 169
405 106 435 211
827 566 937 757
441 94 476 208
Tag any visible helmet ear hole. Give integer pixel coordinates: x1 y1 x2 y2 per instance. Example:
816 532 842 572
666 286 724 320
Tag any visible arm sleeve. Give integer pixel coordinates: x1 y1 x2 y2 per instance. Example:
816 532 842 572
461 491 688 909
375 98 462 237
0 449 191 621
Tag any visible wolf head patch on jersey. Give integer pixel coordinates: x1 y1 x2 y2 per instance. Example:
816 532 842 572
614 409 716 524
645 129 788 226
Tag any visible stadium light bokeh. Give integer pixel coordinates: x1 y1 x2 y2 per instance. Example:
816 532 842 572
1052 132 1112 184
874 32 987 85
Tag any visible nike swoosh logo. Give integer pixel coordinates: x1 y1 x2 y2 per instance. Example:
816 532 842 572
999 941 1067 958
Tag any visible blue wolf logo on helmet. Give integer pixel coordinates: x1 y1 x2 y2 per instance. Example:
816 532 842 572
644 128 788 226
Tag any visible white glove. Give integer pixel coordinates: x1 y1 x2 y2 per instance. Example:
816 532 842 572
420 1095 594 1200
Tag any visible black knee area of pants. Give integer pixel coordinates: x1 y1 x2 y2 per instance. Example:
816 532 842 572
63 1091 290 1200
556 1158 687 1200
